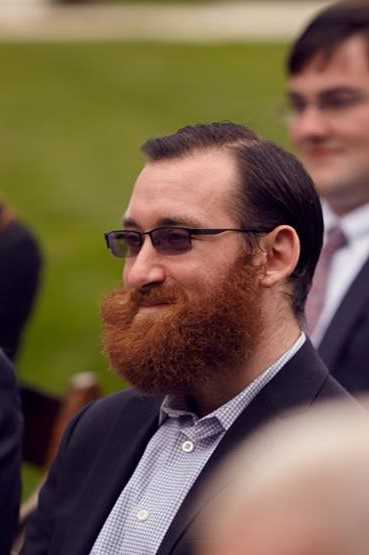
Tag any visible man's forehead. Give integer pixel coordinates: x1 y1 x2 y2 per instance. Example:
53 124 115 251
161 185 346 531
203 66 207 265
136 149 237 187
288 35 369 93
124 149 239 226
132 155 235 204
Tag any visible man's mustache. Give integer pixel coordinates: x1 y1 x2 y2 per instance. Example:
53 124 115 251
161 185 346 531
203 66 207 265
102 284 185 321
136 286 180 307
302 137 341 149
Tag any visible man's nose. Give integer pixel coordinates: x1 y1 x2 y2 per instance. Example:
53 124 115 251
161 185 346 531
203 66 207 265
123 238 166 289
290 105 331 142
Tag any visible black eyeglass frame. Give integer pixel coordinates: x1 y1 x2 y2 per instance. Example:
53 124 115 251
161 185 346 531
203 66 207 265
104 226 272 258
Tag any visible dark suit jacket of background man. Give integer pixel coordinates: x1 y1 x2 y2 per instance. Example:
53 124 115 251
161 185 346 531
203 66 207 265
22 340 353 555
0 350 23 554
318 256 369 395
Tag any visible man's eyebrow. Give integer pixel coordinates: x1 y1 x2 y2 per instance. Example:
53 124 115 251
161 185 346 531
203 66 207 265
288 86 362 98
122 217 140 229
157 216 204 228
122 216 205 229
319 86 365 96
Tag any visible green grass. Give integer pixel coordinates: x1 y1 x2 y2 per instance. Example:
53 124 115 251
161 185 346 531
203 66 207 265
0 40 290 498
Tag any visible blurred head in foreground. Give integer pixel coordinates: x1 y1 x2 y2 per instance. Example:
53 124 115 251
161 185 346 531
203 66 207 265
199 401 369 555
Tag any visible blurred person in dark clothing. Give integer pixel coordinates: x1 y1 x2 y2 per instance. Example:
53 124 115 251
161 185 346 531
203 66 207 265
286 1 369 394
0 202 43 361
0 349 22 554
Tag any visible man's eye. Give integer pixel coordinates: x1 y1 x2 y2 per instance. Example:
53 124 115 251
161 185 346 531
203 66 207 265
124 234 141 246
323 94 366 111
122 232 141 253
327 97 353 109
288 98 306 113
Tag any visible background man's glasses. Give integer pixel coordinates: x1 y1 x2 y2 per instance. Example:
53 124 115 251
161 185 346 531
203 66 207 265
105 226 271 258
285 89 369 122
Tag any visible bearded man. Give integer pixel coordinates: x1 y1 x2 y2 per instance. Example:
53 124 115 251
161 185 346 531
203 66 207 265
22 122 353 555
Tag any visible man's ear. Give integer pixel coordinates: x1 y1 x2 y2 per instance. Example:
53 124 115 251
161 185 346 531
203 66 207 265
255 225 300 288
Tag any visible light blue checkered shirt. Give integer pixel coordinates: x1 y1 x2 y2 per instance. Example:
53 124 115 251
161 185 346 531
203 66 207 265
90 333 305 554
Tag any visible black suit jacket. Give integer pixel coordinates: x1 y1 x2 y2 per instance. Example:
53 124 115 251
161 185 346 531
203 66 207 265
318 256 369 395
0 350 22 554
22 340 352 555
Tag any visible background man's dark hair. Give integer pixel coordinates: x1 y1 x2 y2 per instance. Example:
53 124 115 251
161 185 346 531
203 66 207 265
142 121 323 319
288 0 369 75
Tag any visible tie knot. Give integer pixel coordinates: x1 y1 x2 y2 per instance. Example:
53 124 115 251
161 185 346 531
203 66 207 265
323 226 347 256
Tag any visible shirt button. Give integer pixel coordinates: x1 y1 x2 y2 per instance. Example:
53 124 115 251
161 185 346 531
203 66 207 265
182 440 194 453
136 509 149 521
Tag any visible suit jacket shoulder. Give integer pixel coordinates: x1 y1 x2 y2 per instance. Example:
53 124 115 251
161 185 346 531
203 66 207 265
62 388 162 450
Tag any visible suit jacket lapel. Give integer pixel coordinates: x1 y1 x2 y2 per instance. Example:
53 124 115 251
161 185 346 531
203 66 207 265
159 340 328 555
319 257 369 368
59 394 162 555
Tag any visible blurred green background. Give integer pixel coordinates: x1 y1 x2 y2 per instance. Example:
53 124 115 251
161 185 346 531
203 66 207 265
1 40 289 493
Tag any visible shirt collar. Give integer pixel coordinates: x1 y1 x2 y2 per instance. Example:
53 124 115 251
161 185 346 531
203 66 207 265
323 200 369 243
159 333 306 429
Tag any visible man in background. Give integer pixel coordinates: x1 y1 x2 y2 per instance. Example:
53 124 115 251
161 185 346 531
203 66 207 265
22 122 351 555
286 1 369 394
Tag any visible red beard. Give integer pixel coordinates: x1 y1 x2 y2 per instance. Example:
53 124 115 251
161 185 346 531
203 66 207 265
101 256 264 396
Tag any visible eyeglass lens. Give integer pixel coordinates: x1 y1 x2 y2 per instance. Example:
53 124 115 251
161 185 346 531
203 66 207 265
151 228 191 254
109 231 139 257
108 227 193 258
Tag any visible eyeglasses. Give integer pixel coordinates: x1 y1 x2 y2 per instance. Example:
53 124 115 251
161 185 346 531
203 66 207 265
285 89 369 121
104 226 271 258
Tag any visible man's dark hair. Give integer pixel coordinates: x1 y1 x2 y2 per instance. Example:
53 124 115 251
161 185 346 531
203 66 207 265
142 122 323 320
288 1 369 75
